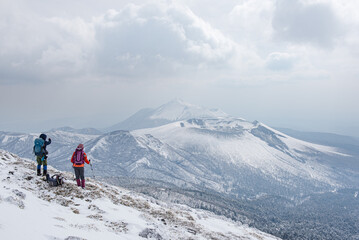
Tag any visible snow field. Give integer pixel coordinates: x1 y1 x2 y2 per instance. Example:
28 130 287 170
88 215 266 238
134 119 341 186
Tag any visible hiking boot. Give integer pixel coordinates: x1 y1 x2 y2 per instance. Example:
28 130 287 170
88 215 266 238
37 169 41 176
43 170 47 176
81 179 85 189
76 179 81 187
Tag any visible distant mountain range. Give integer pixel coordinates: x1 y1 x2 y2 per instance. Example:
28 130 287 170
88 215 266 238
50 126 103 135
275 127 359 154
1 99 357 197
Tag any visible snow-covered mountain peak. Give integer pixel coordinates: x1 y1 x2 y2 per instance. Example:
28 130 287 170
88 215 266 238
106 99 231 131
150 99 229 121
0 149 280 240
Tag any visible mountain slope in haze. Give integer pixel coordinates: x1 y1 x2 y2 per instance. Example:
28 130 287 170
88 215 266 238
107 99 229 131
275 127 359 156
0 149 279 240
50 126 103 135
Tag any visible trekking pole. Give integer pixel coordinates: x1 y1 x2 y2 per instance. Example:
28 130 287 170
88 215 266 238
89 159 95 179
72 166 76 181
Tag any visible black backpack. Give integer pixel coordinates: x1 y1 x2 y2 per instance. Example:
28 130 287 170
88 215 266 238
46 174 64 187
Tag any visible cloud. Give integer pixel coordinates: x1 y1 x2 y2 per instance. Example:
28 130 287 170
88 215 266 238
93 3 237 79
266 52 295 71
229 0 274 41
0 8 95 84
0 0 356 88
272 0 343 48
0 2 239 84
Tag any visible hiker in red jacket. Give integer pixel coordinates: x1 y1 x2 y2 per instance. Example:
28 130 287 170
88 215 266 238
71 144 90 189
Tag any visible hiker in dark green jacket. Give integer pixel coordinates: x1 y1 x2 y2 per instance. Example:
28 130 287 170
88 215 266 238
33 133 51 176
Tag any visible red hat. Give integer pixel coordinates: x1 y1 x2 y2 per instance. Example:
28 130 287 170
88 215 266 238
77 144 84 150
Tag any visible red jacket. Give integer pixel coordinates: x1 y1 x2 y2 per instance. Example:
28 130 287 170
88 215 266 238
71 151 90 167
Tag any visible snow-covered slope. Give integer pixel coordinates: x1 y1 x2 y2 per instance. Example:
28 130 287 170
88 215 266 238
127 118 354 195
134 118 343 177
107 99 228 131
0 149 279 240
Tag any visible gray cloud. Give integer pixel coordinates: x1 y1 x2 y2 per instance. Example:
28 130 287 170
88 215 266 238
272 0 343 48
93 4 237 80
266 52 295 71
0 10 93 84
0 2 237 84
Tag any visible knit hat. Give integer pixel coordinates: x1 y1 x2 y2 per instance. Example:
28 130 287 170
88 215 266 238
39 133 47 140
77 144 84 150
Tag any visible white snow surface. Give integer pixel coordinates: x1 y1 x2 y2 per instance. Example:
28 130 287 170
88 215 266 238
0 149 280 240
149 99 229 121
133 119 346 186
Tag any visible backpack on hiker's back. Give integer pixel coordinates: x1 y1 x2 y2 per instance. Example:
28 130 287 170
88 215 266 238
73 148 85 165
33 138 45 156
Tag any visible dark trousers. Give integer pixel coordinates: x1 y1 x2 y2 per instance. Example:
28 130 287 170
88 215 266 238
74 167 85 180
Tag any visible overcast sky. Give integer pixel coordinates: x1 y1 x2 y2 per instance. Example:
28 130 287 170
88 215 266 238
0 0 358 136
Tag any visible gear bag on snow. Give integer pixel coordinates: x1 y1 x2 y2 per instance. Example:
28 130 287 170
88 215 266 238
46 174 64 187
73 148 84 165
34 138 45 156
